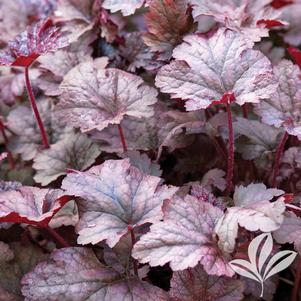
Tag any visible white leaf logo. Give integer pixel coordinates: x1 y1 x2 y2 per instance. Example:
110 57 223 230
229 232 297 297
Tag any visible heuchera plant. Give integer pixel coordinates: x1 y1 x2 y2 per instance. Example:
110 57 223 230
1 0 301 300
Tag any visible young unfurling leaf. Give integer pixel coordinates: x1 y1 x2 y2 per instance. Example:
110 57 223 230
62 159 178 247
0 18 66 67
133 194 234 276
55 60 158 132
156 28 277 110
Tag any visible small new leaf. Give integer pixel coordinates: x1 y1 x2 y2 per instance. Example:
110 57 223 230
0 18 66 67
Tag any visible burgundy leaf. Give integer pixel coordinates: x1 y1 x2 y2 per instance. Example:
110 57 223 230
169 264 244 301
133 195 234 276
156 28 277 110
255 60 301 139
271 0 293 8
55 61 158 132
143 0 194 60
0 186 69 227
21 247 169 301
0 18 66 67
61 159 178 247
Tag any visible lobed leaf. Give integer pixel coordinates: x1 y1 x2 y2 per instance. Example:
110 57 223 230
190 0 285 45
0 186 69 226
21 247 169 301
7 98 71 160
234 117 283 160
33 132 101 186
62 159 178 247
0 242 47 301
273 211 301 254
255 60 301 139
169 264 244 301
56 60 158 132
215 183 285 253
0 18 66 67
133 195 234 276
156 28 277 110
144 0 193 60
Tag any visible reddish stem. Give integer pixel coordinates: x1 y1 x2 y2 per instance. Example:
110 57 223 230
226 102 234 195
0 121 14 168
45 226 70 248
292 256 301 301
118 123 128 153
272 132 289 187
24 66 49 148
130 228 138 276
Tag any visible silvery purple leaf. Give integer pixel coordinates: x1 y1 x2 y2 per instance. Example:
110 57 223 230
56 61 158 132
62 159 178 247
21 247 169 301
133 195 234 276
156 28 277 110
